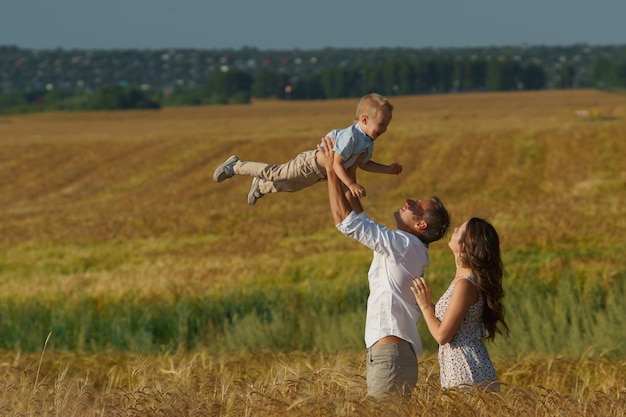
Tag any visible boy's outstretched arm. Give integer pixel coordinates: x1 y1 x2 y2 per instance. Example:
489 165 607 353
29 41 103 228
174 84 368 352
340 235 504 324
360 159 403 175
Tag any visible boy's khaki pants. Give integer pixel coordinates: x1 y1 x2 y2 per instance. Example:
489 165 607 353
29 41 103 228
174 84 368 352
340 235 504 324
234 150 325 194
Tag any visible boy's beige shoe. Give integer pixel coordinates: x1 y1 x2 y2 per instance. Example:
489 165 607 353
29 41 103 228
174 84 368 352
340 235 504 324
213 155 239 182
247 177 264 205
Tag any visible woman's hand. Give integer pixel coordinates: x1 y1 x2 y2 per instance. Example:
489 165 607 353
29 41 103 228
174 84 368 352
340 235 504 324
411 275 433 310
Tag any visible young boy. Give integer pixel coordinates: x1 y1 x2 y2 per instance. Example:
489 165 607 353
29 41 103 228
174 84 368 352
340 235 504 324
212 93 402 205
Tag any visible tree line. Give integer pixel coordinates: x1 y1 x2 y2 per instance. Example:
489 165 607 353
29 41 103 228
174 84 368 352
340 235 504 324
1 45 625 113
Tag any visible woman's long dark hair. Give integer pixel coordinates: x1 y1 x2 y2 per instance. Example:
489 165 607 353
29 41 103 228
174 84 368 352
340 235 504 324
459 217 510 340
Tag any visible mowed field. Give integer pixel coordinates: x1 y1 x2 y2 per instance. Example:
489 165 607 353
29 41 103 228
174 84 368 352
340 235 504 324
1 90 624 297
0 90 625 415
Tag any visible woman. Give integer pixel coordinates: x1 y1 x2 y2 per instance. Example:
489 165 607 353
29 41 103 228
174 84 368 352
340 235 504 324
411 217 509 391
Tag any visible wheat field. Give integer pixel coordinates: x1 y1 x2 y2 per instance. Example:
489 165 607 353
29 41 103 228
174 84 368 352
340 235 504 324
1 350 624 416
1 90 625 415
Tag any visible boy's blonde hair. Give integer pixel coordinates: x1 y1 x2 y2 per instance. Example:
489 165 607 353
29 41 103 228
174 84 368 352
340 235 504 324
356 93 393 120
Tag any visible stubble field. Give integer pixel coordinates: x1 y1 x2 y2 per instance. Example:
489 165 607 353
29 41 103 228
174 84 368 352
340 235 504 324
0 90 625 415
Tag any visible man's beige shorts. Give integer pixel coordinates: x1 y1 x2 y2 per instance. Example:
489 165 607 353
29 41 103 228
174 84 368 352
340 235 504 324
366 341 418 397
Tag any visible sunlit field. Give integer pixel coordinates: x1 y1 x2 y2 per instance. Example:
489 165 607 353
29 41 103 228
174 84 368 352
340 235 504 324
1 90 625 415
2 351 625 416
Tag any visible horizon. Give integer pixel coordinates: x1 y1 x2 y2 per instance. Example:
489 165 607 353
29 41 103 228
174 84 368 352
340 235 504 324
3 41 624 53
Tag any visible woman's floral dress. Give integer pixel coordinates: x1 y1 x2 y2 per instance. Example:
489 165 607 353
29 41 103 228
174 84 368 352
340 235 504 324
435 275 499 391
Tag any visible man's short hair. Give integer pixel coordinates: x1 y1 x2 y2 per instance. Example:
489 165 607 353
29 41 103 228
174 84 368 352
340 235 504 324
420 196 450 244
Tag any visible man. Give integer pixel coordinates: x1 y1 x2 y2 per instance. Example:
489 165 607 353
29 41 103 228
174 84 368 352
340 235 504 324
317 136 450 397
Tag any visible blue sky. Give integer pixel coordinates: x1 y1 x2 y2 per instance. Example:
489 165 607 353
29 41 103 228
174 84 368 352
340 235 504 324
2 0 625 50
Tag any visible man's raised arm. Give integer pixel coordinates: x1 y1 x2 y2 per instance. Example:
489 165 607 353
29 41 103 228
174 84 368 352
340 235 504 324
317 136 353 225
